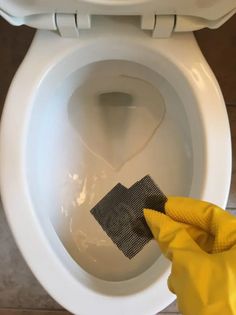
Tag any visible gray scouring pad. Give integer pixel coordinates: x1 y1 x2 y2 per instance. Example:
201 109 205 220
90 175 167 259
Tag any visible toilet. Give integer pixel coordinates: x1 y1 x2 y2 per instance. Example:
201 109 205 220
0 1 235 314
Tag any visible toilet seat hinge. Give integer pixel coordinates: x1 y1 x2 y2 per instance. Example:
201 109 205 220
153 15 176 38
141 14 176 38
55 13 91 37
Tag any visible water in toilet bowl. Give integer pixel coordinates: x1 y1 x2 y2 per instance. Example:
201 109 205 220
26 60 193 282
68 73 165 170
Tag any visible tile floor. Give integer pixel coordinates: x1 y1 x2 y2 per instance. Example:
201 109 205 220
0 15 236 315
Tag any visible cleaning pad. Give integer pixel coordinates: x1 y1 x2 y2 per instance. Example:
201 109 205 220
91 175 167 259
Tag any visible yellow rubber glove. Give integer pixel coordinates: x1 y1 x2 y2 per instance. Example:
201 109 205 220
144 197 236 315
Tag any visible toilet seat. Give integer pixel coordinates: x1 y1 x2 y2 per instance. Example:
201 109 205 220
1 0 236 19
0 1 234 314
0 0 236 37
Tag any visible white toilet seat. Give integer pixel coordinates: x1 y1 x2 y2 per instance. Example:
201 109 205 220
0 15 232 315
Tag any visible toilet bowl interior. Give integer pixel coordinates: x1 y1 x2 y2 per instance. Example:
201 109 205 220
25 58 193 282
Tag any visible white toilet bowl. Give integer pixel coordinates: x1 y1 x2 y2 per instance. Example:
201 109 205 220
0 16 232 315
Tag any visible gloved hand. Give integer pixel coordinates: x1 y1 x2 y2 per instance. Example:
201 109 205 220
144 197 236 315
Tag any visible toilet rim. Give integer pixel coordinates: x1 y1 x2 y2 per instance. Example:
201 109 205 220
0 31 231 314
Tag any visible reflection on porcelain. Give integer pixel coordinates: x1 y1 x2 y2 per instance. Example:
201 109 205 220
190 66 204 86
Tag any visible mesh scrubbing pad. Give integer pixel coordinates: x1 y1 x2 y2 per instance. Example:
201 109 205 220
90 175 167 259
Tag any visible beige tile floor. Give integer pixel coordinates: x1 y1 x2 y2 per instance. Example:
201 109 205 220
0 17 236 315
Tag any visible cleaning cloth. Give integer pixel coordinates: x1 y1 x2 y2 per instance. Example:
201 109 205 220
91 175 167 259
